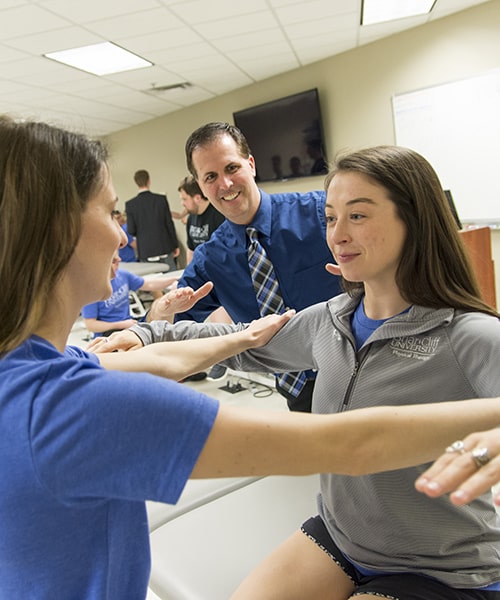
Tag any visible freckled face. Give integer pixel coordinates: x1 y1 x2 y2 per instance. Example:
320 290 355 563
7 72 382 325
192 134 261 225
68 171 127 307
325 171 407 292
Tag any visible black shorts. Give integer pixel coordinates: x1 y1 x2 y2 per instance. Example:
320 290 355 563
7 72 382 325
301 516 500 600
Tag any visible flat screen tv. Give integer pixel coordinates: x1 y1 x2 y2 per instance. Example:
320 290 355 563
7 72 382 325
233 88 329 183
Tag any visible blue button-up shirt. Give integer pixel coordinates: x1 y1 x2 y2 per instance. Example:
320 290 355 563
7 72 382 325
176 189 342 323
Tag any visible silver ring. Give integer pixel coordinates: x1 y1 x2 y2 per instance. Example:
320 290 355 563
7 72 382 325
445 440 466 454
471 447 491 468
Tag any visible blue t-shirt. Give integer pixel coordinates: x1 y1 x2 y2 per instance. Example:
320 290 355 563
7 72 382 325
351 298 414 350
81 269 144 325
176 190 342 323
0 336 218 598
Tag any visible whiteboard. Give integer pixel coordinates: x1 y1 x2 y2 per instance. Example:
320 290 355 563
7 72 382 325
392 68 500 225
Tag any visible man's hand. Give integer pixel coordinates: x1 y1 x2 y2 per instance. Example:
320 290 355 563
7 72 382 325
148 281 214 322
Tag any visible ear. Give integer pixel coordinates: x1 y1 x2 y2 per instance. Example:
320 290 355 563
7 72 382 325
248 154 257 177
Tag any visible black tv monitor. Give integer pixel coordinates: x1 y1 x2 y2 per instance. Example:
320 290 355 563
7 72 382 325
233 88 329 183
443 189 462 229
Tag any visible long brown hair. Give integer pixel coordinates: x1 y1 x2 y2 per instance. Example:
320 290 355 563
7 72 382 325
0 117 108 354
326 145 498 318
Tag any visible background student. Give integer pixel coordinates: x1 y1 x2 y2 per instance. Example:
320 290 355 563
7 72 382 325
125 169 179 271
81 253 178 336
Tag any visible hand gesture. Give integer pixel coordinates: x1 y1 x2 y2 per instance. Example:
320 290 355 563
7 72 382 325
148 281 214 321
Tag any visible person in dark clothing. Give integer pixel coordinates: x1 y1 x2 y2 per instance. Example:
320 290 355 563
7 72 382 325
125 170 179 272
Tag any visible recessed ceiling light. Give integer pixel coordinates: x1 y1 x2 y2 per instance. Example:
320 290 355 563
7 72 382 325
361 0 436 26
44 42 153 76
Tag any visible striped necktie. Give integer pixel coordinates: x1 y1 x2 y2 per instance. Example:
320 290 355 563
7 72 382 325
246 227 308 398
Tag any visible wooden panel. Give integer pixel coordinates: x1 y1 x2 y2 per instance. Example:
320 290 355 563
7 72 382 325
460 227 497 309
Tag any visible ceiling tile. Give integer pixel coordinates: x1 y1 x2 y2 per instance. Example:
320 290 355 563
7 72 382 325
0 4 69 40
193 11 279 40
168 0 269 24
5 26 102 54
38 0 159 23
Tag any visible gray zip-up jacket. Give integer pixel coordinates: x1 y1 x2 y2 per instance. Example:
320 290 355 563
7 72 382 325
131 292 500 588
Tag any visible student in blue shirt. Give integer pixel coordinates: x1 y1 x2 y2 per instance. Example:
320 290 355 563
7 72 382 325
81 253 177 336
176 122 343 411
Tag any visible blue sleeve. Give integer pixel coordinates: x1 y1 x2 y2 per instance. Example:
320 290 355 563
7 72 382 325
123 270 144 291
31 362 219 505
81 302 99 319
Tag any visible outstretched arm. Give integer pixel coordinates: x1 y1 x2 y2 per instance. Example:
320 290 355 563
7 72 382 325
97 311 294 381
191 398 500 479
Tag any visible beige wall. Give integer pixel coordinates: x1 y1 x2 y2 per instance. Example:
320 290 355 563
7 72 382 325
107 0 500 306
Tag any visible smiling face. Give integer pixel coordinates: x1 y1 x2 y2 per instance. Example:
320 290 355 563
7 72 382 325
325 171 407 298
192 134 261 225
66 169 127 308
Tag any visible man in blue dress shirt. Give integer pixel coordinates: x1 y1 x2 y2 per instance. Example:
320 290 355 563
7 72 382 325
175 122 342 411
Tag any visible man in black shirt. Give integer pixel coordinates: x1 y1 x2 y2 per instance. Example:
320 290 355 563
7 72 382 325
178 175 225 264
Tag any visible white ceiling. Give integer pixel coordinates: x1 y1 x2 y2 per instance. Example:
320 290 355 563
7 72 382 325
0 0 491 136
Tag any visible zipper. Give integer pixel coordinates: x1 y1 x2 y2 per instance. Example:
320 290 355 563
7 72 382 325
340 348 368 412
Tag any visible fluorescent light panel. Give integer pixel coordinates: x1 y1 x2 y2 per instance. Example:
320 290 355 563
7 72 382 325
44 42 152 76
362 0 435 26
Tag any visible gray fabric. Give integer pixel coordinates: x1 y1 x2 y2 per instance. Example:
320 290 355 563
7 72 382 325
130 320 242 347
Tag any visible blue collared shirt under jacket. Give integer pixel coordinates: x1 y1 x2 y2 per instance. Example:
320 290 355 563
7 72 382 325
176 189 342 323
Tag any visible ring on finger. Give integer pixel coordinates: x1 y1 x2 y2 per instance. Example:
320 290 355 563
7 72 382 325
446 440 466 454
471 447 491 469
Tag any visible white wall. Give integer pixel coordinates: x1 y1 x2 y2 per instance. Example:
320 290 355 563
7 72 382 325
107 0 500 305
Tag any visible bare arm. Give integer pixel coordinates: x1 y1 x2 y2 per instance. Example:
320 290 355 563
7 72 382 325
139 275 178 292
97 311 294 381
191 398 500 479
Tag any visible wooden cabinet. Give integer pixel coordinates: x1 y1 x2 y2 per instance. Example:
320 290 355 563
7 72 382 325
460 227 497 309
